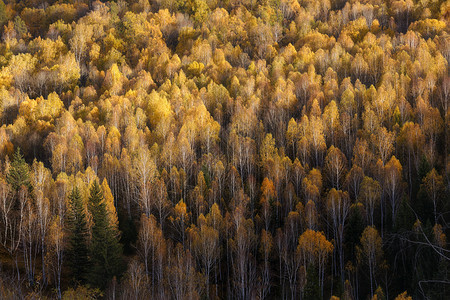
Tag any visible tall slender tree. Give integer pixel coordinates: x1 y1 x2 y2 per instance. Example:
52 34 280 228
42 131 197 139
66 187 90 284
7 148 32 193
88 181 124 288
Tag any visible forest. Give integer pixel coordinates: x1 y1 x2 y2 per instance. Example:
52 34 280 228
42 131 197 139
0 0 448 299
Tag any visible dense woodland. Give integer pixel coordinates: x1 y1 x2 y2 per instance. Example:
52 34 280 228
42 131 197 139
0 0 448 299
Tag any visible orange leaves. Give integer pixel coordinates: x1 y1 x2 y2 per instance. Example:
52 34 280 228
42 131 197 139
47 216 64 248
370 127 394 165
409 19 446 39
147 91 173 138
303 168 322 204
0 0 448 297
394 291 412 300
178 102 221 154
324 146 347 190
173 199 188 223
189 222 220 260
101 178 119 230
122 11 163 50
326 189 350 220
305 200 318 230
260 178 276 231
261 177 276 201
297 229 333 267
432 223 446 249
188 214 220 297
398 122 425 155
384 156 403 180
422 168 445 223
19 92 64 127
384 156 403 223
359 176 381 225
103 64 124 96
260 133 277 165
358 226 383 266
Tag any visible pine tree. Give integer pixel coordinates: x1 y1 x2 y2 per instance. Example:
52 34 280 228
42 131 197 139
66 187 90 284
6 148 32 192
88 180 124 289
304 265 321 300
0 0 6 27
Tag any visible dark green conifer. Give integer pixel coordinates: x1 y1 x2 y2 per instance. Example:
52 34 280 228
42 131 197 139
0 0 6 27
6 148 32 193
66 187 90 284
88 180 124 289
304 265 321 300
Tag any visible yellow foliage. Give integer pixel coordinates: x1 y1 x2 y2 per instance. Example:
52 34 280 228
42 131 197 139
297 229 333 266
101 178 119 230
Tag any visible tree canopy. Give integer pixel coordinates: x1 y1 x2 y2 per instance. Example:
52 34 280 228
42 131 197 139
0 0 448 299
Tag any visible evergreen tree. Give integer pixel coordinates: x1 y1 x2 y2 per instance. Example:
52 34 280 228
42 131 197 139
395 198 414 232
304 265 321 300
88 181 124 289
0 0 6 27
13 16 27 37
66 187 90 284
345 204 365 262
6 148 32 193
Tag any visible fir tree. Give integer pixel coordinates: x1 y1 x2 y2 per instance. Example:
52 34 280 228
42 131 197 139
304 265 321 300
6 147 32 192
0 0 6 27
88 180 124 289
66 187 90 284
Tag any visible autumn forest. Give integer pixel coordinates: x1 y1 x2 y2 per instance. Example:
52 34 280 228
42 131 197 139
0 0 448 299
